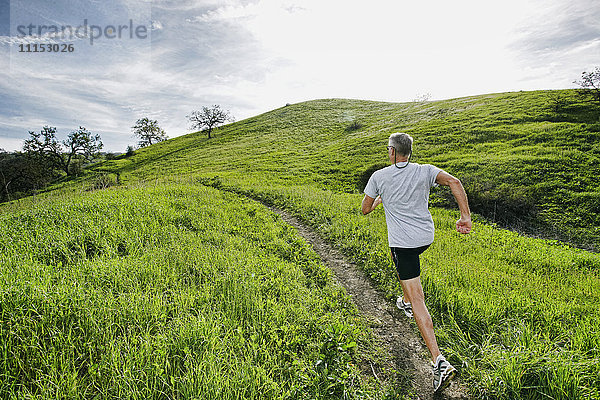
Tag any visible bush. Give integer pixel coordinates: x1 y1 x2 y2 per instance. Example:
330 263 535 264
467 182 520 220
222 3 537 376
345 121 363 132
105 153 119 160
69 160 83 176
125 145 135 157
89 173 118 190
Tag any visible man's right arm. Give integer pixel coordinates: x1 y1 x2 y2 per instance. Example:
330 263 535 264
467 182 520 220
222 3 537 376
362 172 380 215
435 171 472 234
361 194 382 215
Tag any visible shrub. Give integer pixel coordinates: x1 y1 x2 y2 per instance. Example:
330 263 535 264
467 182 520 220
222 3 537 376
345 121 363 132
125 145 135 157
89 173 118 190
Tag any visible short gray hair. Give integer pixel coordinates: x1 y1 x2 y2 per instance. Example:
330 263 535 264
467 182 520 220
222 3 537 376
388 132 413 156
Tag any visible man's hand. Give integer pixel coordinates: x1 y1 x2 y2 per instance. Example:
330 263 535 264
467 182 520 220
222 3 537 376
456 216 472 234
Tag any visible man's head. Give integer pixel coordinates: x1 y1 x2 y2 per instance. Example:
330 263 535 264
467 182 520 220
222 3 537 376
388 132 413 157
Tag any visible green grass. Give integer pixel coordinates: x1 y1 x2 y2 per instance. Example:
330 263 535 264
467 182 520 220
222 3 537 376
86 90 600 248
188 181 600 399
0 183 397 399
2 89 600 398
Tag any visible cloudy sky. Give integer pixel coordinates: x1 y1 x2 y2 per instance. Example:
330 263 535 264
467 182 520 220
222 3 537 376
1 0 599 152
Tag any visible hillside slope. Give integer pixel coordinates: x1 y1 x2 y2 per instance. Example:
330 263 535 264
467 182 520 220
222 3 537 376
95 89 600 249
3 90 600 398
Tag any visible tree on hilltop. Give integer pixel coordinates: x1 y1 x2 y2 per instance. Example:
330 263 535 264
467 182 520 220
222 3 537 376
63 127 103 171
23 126 62 166
23 126 102 176
187 105 233 139
132 118 168 147
574 67 600 107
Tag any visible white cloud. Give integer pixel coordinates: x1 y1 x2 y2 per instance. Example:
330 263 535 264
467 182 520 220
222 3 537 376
1 0 600 152
0 136 27 152
150 20 163 30
508 0 600 87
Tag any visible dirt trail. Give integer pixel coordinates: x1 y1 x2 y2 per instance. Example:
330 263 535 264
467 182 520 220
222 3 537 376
271 206 469 400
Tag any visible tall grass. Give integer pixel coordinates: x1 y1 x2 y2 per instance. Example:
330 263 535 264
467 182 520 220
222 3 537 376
194 178 600 399
0 183 389 399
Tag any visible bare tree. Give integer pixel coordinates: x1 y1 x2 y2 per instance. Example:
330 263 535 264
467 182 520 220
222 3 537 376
574 67 600 107
132 118 168 147
23 126 62 165
413 93 432 103
23 126 103 176
0 150 19 201
187 105 233 139
63 127 103 173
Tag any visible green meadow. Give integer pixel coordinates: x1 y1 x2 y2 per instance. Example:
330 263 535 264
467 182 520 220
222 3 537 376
1 184 380 399
2 89 600 398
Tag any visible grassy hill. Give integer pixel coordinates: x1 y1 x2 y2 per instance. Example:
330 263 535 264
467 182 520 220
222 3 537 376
2 89 600 399
1 184 376 398
94 89 600 249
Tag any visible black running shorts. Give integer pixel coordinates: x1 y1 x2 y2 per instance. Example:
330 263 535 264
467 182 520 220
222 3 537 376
390 245 431 281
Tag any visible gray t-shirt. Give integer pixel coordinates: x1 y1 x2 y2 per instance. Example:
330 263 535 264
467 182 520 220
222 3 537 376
364 162 442 248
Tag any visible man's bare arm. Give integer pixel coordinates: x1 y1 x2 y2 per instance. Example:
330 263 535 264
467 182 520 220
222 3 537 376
435 171 472 234
361 195 382 215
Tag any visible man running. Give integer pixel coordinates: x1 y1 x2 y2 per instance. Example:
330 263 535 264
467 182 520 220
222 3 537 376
361 132 472 392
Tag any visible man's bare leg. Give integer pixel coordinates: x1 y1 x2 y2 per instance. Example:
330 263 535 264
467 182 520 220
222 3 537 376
400 276 441 362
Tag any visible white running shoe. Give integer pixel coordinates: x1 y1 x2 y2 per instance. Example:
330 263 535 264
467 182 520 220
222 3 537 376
432 354 457 393
396 296 413 318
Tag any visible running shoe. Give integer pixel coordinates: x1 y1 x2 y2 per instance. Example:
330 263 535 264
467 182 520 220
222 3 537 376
395 296 413 318
432 354 457 393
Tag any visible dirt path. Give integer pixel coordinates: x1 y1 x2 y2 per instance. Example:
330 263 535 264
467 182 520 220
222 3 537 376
270 207 469 400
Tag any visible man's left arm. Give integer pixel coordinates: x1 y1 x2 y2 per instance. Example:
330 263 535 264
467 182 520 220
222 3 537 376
435 171 472 234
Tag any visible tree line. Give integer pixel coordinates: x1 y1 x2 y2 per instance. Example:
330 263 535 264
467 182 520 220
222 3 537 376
0 125 103 202
0 105 233 203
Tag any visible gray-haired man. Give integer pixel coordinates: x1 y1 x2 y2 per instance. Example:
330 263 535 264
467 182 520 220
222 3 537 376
361 132 472 392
